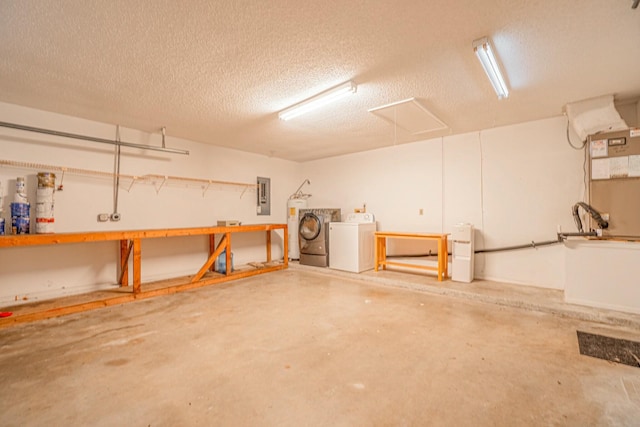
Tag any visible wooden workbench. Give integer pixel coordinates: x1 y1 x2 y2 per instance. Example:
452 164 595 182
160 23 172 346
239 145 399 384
0 224 287 327
374 231 449 281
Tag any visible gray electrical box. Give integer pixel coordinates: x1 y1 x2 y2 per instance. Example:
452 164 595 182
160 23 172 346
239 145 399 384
257 176 270 215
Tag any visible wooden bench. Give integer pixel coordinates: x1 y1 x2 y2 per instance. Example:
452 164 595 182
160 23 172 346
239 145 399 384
374 231 449 281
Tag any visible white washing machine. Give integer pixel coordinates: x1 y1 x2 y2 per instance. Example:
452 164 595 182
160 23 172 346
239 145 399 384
329 212 376 273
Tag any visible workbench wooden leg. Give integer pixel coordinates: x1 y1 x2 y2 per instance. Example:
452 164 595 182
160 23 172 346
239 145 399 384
266 230 272 263
225 232 231 276
119 239 130 287
381 238 386 270
132 238 141 294
443 237 449 279
209 234 216 272
192 234 227 283
283 225 289 267
374 236 379 271
437 238 444 281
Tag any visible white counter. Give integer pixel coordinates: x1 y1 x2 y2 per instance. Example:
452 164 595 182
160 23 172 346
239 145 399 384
564 239 640 314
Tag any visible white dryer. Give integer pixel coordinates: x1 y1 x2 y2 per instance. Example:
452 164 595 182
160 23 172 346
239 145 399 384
329 213 376 273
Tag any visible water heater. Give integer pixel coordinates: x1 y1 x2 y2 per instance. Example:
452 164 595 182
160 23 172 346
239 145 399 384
287 198 308 260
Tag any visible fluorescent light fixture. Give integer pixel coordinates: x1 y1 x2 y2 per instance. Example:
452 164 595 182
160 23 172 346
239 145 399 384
279 81 357 121
472 37 509 99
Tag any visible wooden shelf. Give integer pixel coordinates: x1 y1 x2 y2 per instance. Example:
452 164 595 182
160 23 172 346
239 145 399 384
0 159 257 196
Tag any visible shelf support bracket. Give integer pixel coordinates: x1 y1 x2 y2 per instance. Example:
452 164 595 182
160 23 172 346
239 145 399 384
240 185 250 199
154 176 168 194
125 177 138 193
191 234 228 283
57 168 66 191
202 181 211 197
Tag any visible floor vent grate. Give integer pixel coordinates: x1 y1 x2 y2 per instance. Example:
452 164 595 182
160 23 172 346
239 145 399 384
577 331 640 368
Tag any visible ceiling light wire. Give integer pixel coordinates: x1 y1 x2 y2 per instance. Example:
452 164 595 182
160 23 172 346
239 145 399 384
478 130 487 273
565 118 586 150
441 136 444 234
113 125 122 216
564 117 588 203
394 106 397 146
582 138 588 204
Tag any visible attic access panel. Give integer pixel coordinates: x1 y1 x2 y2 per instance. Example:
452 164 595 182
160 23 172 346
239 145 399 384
368 98 448 135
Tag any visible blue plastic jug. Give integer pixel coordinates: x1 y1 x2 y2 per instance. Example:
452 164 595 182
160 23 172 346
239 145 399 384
216 250 234 274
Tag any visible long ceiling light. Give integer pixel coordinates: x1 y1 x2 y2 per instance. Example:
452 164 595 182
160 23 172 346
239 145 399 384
472 37 509 99
279 81 357 121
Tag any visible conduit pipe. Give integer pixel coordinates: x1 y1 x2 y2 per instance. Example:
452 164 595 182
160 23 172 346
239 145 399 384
0 121 189 155
391 238 561 258
474 239 559 253
557 231 598 241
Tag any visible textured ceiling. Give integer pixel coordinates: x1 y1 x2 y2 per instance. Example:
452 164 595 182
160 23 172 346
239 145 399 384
0 0 639 162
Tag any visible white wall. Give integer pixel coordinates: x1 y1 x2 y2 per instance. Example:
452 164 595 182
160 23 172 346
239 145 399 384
616 100 638 128
0 101 599 303
301 116 585 289
0 102 300 304
565 240 640 314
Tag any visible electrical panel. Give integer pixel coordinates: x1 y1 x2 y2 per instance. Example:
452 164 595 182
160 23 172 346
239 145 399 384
257 176 270 215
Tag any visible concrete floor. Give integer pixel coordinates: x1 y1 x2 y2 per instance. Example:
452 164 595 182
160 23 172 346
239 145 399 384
1 268 640 426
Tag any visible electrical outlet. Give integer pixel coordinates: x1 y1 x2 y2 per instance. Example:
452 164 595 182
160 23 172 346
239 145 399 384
97 213 109 222
601 213 609 221
110 213 121 222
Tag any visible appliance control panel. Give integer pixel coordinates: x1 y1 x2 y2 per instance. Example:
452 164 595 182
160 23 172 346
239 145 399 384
345 212 375 223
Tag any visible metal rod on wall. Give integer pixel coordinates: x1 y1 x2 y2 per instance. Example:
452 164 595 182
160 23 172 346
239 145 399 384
0 121 189 155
